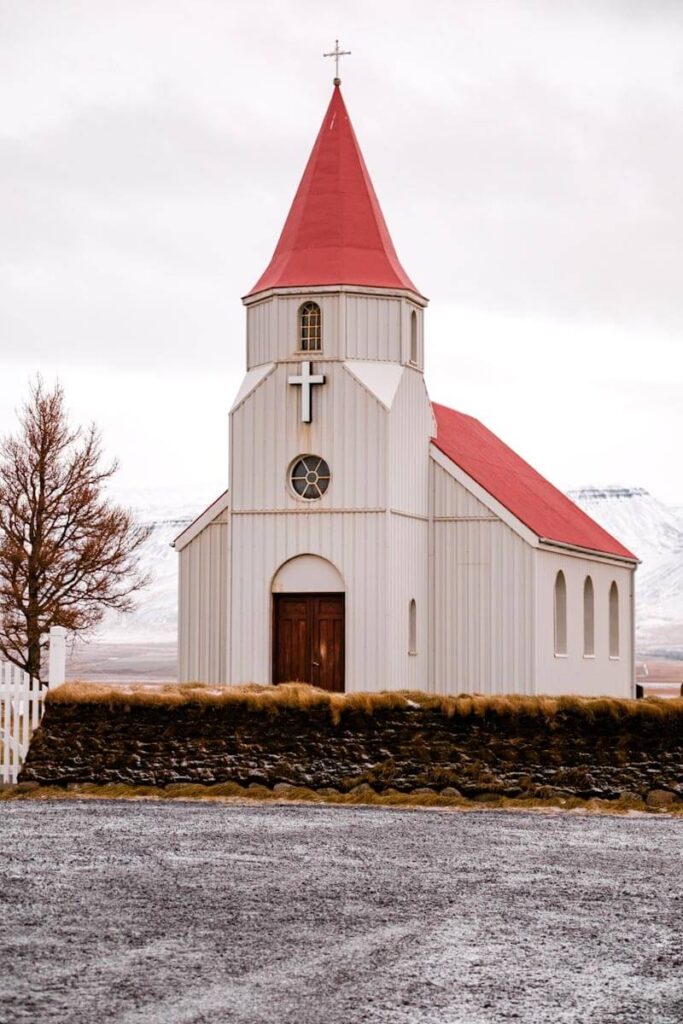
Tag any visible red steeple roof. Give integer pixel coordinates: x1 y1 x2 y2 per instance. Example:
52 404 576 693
247 85 421 298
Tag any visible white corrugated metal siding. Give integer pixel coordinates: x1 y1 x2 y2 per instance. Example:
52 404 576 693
229 511 386 688
428 460 535 694
230 360 388 512
178 507 230 683
246 291 425 370
228 294 434 690
534 549 634 697
247 294 342 368
384 513 430 689
344 294 401 363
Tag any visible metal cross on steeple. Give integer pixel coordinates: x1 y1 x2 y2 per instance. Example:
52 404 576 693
323 39 351 84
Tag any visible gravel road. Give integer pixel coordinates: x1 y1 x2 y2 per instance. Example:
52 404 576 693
1 801 682 1024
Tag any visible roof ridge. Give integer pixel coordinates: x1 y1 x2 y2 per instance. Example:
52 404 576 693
431 401 637 561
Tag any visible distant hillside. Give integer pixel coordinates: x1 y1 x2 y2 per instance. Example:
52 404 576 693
95 486 683 655
567 487 683 565
95 503 198 644
568 486 683 653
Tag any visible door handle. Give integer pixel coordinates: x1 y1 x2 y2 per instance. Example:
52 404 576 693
312 661 320 667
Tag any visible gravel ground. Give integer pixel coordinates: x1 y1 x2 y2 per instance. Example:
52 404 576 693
1 802 682 1024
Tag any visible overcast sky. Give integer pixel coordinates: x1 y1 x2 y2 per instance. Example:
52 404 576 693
1 0 682 509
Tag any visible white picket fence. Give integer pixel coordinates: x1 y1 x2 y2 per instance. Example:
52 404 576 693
0 626 66 784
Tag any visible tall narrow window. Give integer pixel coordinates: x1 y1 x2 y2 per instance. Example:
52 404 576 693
609 581 620 657
554 571 567 656
408 599 417 654
583 576 594 656
410 310 418 364
299 301 321 351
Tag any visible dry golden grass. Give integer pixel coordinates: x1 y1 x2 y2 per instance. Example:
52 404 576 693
3 780 682 815
47 681 683 726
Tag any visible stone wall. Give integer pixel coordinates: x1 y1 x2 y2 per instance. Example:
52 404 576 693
19 686 683 802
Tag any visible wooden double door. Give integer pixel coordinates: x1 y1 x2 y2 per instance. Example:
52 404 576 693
273 593 345 692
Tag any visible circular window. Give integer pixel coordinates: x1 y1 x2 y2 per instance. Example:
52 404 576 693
290 455 331 500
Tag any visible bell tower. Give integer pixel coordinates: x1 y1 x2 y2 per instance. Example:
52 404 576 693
228 82 434 691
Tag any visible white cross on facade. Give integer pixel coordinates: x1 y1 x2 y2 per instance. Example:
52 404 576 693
288 361 325 423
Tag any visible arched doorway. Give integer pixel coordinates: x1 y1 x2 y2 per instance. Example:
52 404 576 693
271 555 345 692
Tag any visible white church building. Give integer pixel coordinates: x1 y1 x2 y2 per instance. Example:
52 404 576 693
174 83 637 697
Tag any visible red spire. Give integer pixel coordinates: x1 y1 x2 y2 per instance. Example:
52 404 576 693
247 85 421 297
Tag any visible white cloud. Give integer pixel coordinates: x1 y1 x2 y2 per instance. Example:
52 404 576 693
1 0 682 503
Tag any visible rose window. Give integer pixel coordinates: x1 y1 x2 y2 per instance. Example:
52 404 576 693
290 456 331 500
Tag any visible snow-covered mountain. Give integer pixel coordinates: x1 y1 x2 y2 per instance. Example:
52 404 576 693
95 485 683 655
95 501 199 643
567 487 683 566
568 486 683 652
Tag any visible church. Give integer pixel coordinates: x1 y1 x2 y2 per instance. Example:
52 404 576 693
174 81 637 698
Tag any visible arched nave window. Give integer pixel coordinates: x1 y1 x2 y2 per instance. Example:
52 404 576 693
609 582 620 658
410 310 418 364
299 302 321 351
408 599 417 654
554 571 567 656
583 576 595 657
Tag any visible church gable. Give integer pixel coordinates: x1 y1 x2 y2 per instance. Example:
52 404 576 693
431 462 495 521
230 359 389 512
174 490 230 552
429 458 535 694
432 403 637 562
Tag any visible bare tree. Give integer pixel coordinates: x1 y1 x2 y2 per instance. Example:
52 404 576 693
0 379 151 682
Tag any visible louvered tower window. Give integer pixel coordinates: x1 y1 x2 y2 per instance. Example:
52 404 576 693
299 302 321 351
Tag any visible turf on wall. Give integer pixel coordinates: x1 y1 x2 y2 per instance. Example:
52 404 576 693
18 683 683 804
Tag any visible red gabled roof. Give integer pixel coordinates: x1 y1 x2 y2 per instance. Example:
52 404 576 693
432 403 637 561
246 84 421 298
